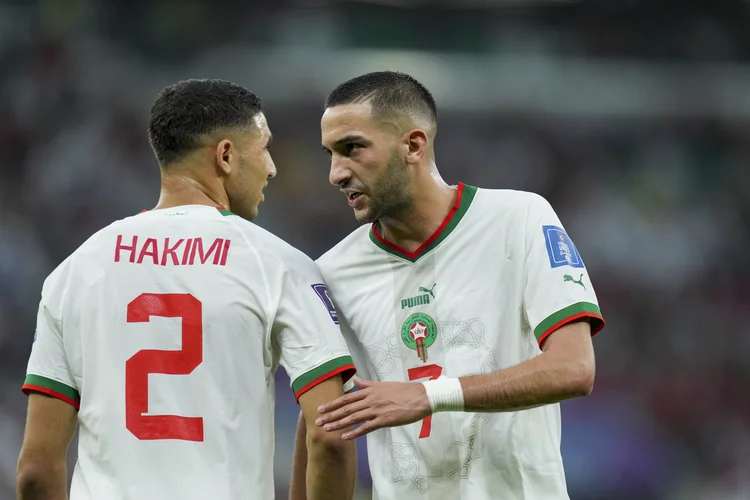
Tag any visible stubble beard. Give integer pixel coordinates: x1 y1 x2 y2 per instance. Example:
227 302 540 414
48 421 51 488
356 155 413 224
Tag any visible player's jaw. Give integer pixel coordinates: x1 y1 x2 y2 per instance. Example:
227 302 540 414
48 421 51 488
226 161 273 221
358 157 412 224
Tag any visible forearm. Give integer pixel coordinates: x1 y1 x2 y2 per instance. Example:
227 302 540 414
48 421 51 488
289 412 308 500
459 349 594 412
305 433 356 500
17 461 67 500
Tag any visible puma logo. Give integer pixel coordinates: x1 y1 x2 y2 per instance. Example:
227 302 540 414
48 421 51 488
564 274 586 290
418 283 436 298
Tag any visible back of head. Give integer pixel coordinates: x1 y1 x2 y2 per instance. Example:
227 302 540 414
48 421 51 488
325 71 437 136
148 79 263 167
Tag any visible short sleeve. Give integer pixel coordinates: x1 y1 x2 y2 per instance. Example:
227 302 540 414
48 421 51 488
273 257 356 403
22 264 81 410
523 195 605 346
336 318 369 394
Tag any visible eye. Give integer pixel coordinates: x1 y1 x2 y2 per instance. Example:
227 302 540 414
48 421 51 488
345 143 361 154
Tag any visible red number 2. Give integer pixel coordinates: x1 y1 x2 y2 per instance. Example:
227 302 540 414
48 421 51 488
407 364 443 439
125 293 204 442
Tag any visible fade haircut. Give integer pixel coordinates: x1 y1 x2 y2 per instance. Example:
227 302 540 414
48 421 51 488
325 71 437 133
148 79 263 166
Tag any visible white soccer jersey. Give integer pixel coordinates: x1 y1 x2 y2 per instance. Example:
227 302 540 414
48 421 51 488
317 183 605 500
23 205 354 500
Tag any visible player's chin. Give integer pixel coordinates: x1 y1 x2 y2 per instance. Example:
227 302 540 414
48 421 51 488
353 206 377 224
240 204 260 221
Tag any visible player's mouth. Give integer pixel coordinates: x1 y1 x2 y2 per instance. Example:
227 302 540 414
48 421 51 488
343 190 365 208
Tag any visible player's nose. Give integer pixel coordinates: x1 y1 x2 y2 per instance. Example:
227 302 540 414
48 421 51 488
329 157 351 187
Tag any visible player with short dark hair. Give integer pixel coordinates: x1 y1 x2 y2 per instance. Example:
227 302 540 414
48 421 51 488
291 71 606 500
148 79 263 163
325 71 437 128
17 79 357 500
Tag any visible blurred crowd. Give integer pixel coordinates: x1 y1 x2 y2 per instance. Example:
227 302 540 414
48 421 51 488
1 1 750 499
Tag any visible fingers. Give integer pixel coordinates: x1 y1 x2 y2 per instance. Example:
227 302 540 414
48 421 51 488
322 407 374 431
316 399 370 427
342 419 380 440
317 390 366 414
352 376 372 389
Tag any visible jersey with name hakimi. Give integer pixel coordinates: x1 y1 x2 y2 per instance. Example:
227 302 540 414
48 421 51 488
317 183 605 500
23 205 354 500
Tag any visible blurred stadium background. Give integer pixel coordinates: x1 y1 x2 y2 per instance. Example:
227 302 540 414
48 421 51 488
1 0 749 499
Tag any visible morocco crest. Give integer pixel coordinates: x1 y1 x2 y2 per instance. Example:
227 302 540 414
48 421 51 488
401 312 438 362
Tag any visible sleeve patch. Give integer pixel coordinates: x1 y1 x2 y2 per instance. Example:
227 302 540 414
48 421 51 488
543 225 584 269
311 284 339 324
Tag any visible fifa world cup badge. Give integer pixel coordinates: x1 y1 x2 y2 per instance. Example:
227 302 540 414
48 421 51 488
401 312 438 362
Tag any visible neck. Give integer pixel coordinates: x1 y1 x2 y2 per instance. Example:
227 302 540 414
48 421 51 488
376 170 457 253
154 173 229 211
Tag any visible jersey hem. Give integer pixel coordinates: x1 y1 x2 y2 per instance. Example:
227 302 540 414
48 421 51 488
22 384 80 410
534 302 605 346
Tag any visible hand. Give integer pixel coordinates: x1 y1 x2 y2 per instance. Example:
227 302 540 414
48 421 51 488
315 376 431 440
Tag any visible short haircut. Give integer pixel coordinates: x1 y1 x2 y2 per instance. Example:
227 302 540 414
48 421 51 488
148 79 263 166
325 71 437 131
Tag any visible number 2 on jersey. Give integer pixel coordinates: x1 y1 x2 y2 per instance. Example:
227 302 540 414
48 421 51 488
407 364 443 439
126 293 204 442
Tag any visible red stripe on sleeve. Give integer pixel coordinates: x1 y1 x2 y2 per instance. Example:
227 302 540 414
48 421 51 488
294 364 356 404
537 312 605 347
22 384 80 411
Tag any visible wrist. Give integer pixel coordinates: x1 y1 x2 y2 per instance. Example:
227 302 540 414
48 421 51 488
422 377 464 413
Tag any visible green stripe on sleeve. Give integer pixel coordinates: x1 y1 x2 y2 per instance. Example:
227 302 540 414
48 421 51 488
534 302 603 341
23 374 80 403
291 355 354 395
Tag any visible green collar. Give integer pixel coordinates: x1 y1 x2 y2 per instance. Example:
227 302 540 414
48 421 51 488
369 183 478 263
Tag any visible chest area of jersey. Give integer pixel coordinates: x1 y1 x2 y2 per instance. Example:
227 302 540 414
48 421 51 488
342 250 518 377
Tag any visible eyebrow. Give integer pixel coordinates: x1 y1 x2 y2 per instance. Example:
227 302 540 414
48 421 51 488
321 134 369 151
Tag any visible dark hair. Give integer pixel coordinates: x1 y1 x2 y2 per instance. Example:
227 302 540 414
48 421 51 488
325 71 437 128
148 79 263 166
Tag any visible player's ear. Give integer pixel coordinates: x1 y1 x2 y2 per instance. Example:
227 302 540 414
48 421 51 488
215 139 233 175
404 129 428 165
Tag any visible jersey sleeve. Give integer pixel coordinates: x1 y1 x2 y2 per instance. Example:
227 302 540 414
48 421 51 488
273 256 356 403
22 262 81 410
337 319 368 394
523 195 605 346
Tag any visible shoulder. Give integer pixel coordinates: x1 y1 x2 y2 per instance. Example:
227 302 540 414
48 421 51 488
315 224 372 275
218 212 319 273
39 217 126 302
469 186 550 214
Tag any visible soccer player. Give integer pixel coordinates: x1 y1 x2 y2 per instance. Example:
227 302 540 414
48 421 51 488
16 79 357 500
292 71 606 500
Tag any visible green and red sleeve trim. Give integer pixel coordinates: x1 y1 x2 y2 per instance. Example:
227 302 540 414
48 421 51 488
22 374 81 410
534 302 605 346
292 355 356 403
